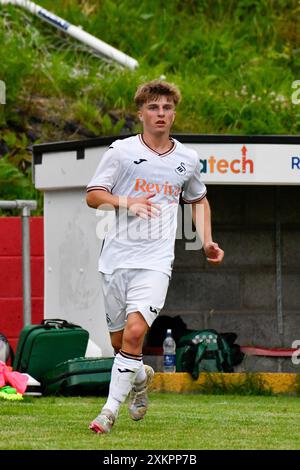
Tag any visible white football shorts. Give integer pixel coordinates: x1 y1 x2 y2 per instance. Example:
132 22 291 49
100 268 170 332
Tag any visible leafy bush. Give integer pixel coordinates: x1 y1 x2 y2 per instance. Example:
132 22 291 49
0 0 300 206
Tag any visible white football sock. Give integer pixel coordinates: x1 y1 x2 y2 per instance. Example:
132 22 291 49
133 361 147 391
102 352 143 416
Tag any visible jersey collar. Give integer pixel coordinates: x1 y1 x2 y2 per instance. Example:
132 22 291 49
139 134 176 157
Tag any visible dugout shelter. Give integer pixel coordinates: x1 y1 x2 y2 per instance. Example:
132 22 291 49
32 134 300 358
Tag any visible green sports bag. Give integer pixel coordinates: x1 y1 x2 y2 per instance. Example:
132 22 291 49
13 319 89 381
42 356 114 396
176 329 244 379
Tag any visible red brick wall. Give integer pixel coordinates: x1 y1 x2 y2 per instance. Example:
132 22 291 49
0 217 44 352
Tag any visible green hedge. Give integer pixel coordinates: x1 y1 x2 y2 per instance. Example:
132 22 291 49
0 0 299 208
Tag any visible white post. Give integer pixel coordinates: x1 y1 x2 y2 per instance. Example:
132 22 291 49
0 0 138 69
21 204 32 326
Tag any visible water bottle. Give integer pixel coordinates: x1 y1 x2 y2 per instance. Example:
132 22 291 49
163 329 176 373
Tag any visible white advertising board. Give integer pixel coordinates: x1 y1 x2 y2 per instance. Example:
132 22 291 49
186 142 300 184
34 135 300 190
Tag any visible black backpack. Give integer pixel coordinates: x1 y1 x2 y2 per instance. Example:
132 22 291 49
176 329 244 379
145 315 190 347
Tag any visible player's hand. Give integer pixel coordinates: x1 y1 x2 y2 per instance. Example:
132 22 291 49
127 193 161 219
204 241 224 265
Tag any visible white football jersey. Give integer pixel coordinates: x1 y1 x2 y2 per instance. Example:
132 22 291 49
87 134 206 276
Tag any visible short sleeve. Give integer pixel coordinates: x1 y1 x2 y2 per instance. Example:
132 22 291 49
182 159 207 203
86 146 121 193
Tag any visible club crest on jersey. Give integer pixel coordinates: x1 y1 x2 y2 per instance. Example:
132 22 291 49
175 162 186 175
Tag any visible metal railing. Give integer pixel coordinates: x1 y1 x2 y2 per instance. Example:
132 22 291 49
0 200 37 326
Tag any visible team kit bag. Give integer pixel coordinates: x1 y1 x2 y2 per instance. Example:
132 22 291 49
13 319 89 381
176 329 244 379
42 356 114 396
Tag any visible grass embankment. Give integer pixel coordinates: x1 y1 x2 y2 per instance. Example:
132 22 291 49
0 1 300 209
1 393 300 450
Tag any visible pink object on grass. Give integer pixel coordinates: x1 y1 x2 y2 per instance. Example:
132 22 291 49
0 361 28 394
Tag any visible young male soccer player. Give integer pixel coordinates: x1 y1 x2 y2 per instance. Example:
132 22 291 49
86 80 224 434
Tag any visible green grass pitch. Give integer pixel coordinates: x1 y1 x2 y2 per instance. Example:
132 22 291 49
1 392 300 450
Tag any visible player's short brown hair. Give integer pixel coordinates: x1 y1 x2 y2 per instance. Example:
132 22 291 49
134 80 181 109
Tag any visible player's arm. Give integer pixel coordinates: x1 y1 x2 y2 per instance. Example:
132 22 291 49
86 145 159 218
86 190 160 219
86 189 125 210
191 197 224 265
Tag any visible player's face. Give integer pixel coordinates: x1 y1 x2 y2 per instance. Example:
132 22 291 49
138 96 176 135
